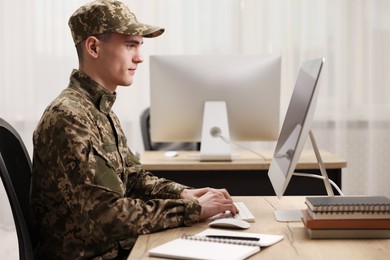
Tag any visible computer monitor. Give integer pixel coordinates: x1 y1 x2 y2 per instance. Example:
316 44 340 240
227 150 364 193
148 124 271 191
267 57 335 221
149 54 281 161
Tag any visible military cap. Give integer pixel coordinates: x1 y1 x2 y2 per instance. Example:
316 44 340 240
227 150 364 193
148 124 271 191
68 0 164 45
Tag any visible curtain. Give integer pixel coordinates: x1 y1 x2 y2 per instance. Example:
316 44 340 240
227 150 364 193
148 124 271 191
1 0 389 228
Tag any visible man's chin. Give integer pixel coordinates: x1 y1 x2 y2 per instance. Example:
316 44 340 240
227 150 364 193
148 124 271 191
119 80 133 87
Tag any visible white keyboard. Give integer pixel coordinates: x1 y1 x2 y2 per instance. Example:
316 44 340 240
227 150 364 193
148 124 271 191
210 201 255 223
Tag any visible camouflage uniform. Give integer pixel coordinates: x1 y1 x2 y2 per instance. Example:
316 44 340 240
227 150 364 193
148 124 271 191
31 69 201 259
31 1 197 258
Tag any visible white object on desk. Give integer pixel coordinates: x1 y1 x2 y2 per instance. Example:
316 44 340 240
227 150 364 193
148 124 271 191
164 151 178 158
149 235 259 260
210 201 256 223
274 209 303 222
209 218 250 229
148 228 283 260
198 229 284 247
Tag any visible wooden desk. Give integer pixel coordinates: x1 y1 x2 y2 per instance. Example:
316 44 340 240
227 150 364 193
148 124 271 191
128 196 390 259
140 150 347 196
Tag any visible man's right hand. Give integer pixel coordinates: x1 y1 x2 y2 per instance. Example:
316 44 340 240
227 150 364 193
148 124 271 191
195 188 238 220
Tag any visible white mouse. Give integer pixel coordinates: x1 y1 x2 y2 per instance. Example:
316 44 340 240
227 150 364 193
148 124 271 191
209 218 250 229
164 151 178 158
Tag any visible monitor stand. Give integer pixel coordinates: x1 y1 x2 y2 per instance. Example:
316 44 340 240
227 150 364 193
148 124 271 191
274 130 334 222
274 210 304 222
200 101 232 162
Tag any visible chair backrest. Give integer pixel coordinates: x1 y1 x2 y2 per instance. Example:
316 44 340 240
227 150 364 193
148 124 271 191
140 107 200 151
0 118 39 260
140 107 153 151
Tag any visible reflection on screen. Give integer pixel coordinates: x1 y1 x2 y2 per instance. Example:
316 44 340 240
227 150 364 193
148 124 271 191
273 68 318 177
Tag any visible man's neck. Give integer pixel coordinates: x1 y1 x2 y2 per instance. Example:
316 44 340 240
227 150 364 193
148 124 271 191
78 65 117 94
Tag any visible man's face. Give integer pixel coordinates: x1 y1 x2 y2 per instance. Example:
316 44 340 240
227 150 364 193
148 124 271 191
96 34 144 91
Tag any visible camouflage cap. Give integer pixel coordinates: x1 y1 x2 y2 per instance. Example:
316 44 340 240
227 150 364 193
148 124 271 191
68 0 164 45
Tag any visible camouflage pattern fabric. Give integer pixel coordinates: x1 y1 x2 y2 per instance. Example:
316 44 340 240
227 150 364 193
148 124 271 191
68 0 164 45
30 70 201 259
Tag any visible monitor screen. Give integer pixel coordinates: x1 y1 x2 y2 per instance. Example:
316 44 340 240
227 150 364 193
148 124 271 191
149 54 281 160
268 57 325 198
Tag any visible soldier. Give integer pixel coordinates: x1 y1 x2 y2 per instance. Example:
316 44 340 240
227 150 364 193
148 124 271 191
30 0 238 259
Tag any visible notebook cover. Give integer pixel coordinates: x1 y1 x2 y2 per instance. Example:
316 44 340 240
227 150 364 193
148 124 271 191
304 227 390 239
305 196 390 212
306 207 390 220
301 210 390 229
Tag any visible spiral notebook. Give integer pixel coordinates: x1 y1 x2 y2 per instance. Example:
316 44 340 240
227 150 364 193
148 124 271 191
305 196 390 213
148 229 283 260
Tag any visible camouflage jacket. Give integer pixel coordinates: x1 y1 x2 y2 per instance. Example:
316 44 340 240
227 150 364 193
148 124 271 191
30 69 201 259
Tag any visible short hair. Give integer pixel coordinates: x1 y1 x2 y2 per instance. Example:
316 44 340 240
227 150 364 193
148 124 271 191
76 33 113 61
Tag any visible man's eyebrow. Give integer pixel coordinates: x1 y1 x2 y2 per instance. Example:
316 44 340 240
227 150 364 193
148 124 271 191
125 39 144 45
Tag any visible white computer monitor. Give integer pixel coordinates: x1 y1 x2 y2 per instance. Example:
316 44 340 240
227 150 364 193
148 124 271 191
267 57 334 221
149 54 281 161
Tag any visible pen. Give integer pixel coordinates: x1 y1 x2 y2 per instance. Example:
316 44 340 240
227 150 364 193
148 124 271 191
206 235 260 241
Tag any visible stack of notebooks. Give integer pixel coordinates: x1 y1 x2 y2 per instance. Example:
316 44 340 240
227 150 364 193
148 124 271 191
302 195 390 239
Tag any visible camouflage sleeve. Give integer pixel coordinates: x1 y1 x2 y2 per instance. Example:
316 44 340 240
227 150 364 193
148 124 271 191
35 110 201 242
123 151 190 200
123 161 202 226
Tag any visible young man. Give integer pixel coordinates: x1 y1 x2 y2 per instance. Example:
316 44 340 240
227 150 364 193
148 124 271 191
30 0 238 259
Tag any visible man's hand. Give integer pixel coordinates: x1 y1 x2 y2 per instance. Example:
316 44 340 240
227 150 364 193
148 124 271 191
180 187 238 220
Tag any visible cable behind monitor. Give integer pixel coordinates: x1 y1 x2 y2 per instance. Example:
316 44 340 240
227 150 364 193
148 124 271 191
292 172 344 196
216 134 268 161
218 131 340 195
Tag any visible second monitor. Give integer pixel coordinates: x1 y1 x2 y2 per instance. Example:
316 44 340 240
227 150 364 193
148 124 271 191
150 54 281 161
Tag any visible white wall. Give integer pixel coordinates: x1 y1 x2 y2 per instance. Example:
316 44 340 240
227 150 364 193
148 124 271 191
1 0 390 228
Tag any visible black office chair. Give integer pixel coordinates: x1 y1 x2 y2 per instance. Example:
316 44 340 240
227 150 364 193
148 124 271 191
140 107 200 151
0 118 39 260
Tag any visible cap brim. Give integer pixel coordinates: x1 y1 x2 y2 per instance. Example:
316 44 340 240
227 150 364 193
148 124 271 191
141 24 165 38
121 22 164 38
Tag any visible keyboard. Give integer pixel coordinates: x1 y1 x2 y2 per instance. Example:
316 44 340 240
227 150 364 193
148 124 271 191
210 201 255 223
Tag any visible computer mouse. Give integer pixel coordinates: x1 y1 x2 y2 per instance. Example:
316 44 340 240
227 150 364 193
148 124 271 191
164 151 178 158
208 218 250 229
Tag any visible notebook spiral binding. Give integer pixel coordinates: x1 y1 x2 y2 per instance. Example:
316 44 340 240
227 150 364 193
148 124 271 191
182 235 260 247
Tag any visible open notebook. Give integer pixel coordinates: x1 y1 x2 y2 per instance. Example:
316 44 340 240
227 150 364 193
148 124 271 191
148 228 283 260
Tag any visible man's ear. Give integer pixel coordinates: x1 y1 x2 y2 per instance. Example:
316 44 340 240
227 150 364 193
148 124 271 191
84 36 100 58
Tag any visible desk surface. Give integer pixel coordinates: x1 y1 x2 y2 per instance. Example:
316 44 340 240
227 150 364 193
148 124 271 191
129 196 390 259
140 150 347 171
